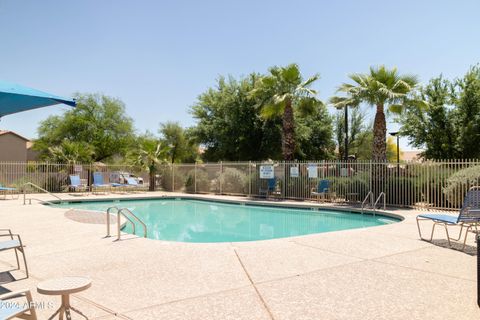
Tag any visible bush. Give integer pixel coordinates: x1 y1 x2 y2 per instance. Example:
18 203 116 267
185 169 210 193
331 173 369 201
218 167 248 194
160 166 186 191
385 176 420 206
443 165 480 207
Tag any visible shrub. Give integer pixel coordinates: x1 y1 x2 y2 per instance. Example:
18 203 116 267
218 167 248 194
385 176 420 206
160 166 186 191
185 169 210 193
443 165 480 207
331 173 369 201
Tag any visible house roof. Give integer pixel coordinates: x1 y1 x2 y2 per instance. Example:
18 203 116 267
0 130 30 142
402 150 422 161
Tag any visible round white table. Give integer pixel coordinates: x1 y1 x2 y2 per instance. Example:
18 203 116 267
37 276 91 320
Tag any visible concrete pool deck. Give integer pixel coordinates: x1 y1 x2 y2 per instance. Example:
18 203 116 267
0 192 478 319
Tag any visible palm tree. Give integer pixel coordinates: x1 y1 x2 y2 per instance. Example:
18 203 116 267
251 64 322 160
48 140 95 167
130 138 169 191
333 65 421 161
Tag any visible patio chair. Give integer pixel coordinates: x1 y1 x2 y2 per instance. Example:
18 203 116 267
0 229 29 277
416 187 480 250
92 172 118 194
0 184 18 200
124 177 143 192
0 289 37 320
311 179 333 202
259 178 278 198
67 175 88 194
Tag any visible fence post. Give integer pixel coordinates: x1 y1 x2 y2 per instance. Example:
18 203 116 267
426 161 430 209
172 164 175 192
248 161 252 197
477 233 480 307
219 161 223 195
194 161 197 194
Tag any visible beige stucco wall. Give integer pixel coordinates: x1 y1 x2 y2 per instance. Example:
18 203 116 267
0 134 28 161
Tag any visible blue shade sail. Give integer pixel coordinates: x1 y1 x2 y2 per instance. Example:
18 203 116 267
0 80 76 117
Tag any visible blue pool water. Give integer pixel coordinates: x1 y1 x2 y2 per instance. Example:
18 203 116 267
54 198 399 243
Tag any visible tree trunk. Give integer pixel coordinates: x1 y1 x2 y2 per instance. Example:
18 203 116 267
149 164 156 191
372 104 387 198
372 104 387 161
282 99 295 160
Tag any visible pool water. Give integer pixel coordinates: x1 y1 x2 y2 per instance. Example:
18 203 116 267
54 198 399 243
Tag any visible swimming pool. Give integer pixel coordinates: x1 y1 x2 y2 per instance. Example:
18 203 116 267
54 198 399 243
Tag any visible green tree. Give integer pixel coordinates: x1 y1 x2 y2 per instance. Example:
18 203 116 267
251 64 322 160
451 65 480 158
399 76 457 159
295 106 335 160
129 135 169 191
386 136 402 162
333 66 420 161
333 107 367 160
400 66 480 159
159 122 198 163
191 74 282 161
35 93 135 162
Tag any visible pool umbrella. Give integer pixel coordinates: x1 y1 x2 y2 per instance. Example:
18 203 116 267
0 80 76 118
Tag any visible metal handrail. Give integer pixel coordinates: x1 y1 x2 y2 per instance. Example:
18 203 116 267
105 206 137 239
109 208 147 240
105 206 138 237
373 192 386 216
118 208 147 239
22 182 63 205
361 191 374 214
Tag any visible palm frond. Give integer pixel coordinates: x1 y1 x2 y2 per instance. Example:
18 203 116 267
261 103 284 119
301 74 320 88
388 104 404 114
282 64 301 83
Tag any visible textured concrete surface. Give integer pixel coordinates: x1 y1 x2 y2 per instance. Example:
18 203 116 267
0 191 478 319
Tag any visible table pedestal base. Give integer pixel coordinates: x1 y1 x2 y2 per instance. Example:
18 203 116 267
48 294 88 320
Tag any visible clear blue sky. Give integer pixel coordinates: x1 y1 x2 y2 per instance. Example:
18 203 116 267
1 0 479 150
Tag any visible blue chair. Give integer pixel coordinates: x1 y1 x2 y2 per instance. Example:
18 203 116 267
124 177 143 192
0 184 17 200
259 178 277 198
311 179 332 202
0 289 37 319
417 187 480 250
92 172 117 193
68 175 88 193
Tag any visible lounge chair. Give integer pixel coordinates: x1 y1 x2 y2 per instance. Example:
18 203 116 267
92 172 118 194
0 184 18 200
67 175 88 194
416 187 480 250
0 289 37 319
124 177 142 192
311 179 333 202
0 229 28 277
259 178 278 198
